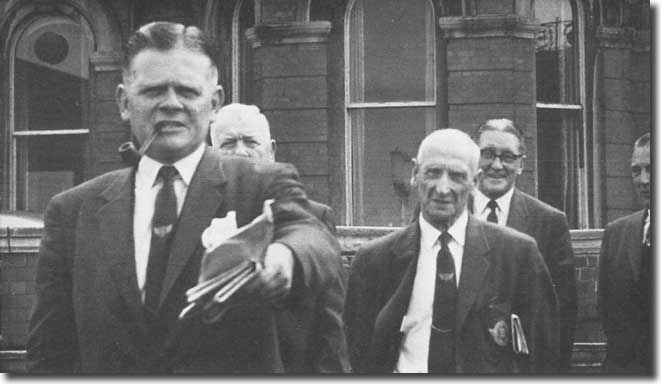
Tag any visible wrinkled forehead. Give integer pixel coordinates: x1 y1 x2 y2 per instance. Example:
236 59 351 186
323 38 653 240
124 47 217 82
215 119 270 139
418 145 477 173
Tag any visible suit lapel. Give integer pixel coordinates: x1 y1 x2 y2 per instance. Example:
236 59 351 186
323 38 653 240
626 210 645 281
159 148 227 306
97 168 144 320
372 223 420 368
505 188 528 232
456 216 490 330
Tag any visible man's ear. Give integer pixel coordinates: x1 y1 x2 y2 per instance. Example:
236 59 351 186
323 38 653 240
474 167 482 184
212 85 224 113
517 157 525 175
410 158 419 187
270 139 277 160
115 84 130 122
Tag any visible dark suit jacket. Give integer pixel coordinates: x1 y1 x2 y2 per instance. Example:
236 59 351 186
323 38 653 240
308 200 336 234
27 147 350 373
597 210 652 374
473 189 577 371
344 215 559 373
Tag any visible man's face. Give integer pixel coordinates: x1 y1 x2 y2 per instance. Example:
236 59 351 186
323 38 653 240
631 144 651 208
413 147 475 229
213 122 274 161
476 130 524 199
116 48 222 164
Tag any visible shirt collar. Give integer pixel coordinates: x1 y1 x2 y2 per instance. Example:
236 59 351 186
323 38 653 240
473 187 515 216
418 209 468 249
137 143 206 187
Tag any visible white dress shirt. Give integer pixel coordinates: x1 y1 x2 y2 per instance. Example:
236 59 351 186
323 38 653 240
472 187 515 226
133 143 206 301
395 210 468 373
643 209 651 246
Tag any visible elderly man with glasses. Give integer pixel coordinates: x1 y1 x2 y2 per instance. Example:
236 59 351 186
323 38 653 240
470 118 577 373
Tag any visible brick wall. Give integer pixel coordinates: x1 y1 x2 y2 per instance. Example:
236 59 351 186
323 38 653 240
596 27 651 224
248 23 333 206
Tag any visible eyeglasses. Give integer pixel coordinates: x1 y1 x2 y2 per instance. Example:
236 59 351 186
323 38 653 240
480 148 524 165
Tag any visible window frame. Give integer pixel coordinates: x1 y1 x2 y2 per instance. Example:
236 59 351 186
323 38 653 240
343 0 437 225
7 15 92 211
535 0 591 228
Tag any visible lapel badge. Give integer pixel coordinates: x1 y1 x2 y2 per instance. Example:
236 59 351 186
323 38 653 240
438 272 454 282
488 319 510 347
153 224 173 238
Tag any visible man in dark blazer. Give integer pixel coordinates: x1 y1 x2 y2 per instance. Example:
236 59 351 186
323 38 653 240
27 22 349 373
470 118 577 372
209 103 336 232
598 132 652 374
345 129 558 373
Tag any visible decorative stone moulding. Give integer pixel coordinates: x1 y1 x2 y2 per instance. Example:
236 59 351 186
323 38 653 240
246 21 331 48
90 51 123 72
595 26 636 49
438 14 539 40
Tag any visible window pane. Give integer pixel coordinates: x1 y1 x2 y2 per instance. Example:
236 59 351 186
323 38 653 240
14 18 92 131
16 135 87 212
537 109 582 228
351 107 435 226
11 17 92 211
535 0 578 104
349 0 435 103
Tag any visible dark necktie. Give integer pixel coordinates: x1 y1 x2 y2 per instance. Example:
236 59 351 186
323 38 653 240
428 231 457 373
144 165 179 315
486 200 499 223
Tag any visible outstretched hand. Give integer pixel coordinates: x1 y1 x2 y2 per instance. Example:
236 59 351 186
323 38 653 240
240 242 294 305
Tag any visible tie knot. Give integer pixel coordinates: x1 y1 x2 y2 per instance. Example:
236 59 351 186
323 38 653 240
439 231 452 246
158 165 179 183
487 200 499 211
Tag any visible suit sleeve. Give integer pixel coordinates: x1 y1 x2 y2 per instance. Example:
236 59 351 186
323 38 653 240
26 195 79 373
548 212 578 371
344 249 375 373
257 162 350 372
518 238 560 373
320 207 337 234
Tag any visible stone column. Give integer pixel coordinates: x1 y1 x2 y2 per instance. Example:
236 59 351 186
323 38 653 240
439 14 539 195
88 51 126 177
246 11 332 206
594 27 649 223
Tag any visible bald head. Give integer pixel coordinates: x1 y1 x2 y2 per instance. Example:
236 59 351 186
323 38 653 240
417 128 481 174
210 103 275 161
413 129 480 229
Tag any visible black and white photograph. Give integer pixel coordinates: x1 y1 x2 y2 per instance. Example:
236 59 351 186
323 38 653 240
0 0 654 376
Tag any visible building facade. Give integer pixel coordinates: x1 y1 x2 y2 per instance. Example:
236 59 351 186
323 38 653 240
0 0 651 228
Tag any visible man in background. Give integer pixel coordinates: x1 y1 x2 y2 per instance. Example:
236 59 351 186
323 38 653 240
598 132 652 374
345 128 558 373
210 103 336 232
471 118 577 372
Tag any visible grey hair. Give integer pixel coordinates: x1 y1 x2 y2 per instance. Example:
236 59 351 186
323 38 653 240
475 118 526 154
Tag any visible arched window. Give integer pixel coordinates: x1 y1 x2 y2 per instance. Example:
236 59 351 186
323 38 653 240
535 0 588 228
8 15 93 212
345 0 436 226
